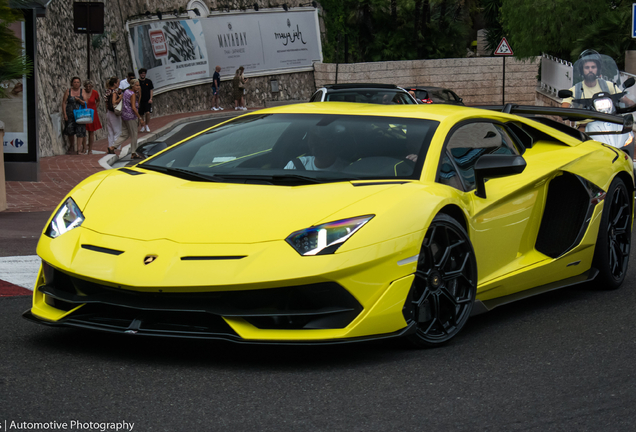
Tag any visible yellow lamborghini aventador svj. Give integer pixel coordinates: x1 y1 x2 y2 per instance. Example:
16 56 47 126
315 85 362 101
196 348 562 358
24 102 634 347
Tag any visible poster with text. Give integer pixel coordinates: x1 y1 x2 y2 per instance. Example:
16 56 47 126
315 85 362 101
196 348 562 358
128 9 321 93
131 19 210 89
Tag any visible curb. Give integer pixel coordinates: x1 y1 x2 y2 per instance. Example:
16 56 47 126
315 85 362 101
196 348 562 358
99 109 254 169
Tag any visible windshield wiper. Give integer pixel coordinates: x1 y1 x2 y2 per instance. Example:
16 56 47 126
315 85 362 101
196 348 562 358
269 174 362 185
139 165 222 182
138 166 358 185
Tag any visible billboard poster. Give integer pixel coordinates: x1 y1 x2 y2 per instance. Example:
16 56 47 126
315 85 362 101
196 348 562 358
127 9 322 93
131 19 209 89
0 22 28 154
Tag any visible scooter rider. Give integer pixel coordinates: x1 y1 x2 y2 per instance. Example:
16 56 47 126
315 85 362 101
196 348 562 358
561 50 634 131
561 50 626 109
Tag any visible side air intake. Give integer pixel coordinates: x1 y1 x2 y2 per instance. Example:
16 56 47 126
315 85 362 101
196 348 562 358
535 173 593 258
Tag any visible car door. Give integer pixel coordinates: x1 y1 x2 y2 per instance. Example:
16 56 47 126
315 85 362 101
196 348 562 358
437 120 549 286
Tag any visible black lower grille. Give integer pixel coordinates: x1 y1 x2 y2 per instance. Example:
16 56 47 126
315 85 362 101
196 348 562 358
66 303 237 337
40 266 363 331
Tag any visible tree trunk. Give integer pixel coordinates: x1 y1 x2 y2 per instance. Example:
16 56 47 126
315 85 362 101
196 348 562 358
414 0 421 56
418 0 430 58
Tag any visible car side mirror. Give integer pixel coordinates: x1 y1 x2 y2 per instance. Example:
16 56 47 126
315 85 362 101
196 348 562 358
474 154 526 199
558 90 573 99
624 77 635 89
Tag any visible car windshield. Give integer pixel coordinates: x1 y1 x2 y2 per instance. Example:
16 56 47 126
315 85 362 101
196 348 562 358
414 90 429 100
140 113 438 185
325 90 416 104
429 90 452 102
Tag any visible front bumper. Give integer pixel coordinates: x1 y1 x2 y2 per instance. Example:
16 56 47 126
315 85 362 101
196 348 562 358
26 228 423 343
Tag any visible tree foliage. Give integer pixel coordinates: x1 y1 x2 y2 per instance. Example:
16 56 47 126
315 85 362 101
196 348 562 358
494 0 636 64
0 0 32 98
571 5 636 70
319 0 475 63
481 0 502 52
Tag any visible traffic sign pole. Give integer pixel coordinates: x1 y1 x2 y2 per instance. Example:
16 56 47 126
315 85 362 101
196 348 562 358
502 57 505 105
494 37 514 106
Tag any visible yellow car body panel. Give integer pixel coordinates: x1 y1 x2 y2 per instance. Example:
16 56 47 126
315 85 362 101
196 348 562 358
26 103 634 344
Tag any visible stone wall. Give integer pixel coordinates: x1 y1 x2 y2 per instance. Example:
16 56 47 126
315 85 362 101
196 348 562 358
150 71 316 117
35 0 316 157
314 57 540 106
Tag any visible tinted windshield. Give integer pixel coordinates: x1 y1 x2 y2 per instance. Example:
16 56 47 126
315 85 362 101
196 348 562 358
429 90 457 103
413 90 429 101
140 114 438 184
325 90 416 104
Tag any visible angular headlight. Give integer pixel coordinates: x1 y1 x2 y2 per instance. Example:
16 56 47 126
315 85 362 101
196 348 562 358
45 198 85 238
286 215 374 256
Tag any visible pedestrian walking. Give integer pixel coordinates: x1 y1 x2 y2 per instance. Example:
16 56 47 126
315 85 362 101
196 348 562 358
110 79 145 158
62 76 86 155
82 79 102 154
138 68 154 132
233 67 247 110
104 76 122 154
211 65 223 111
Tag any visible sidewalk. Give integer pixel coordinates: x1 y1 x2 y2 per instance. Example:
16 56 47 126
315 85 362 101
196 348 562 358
4 108 251 213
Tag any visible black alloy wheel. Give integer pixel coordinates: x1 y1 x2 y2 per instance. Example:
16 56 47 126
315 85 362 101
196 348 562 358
593 177 632 290
404 214 477 347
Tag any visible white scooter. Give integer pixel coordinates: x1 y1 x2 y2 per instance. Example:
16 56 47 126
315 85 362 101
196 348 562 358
558 52 636 160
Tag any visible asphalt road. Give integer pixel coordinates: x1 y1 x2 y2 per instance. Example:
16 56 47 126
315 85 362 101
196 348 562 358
2 261 636 431
2 119 636 431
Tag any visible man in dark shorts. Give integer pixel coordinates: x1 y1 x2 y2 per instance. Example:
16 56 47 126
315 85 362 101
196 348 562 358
138 68 154 132
211 65 223 111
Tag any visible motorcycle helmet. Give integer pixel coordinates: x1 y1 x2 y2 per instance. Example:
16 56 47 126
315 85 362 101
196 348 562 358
577 49 602 76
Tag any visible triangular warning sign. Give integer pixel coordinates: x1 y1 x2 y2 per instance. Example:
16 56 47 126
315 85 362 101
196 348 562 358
494 37 514 56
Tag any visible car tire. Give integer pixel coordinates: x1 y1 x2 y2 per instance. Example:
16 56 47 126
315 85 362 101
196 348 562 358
404 213 477 348
592 176 632 290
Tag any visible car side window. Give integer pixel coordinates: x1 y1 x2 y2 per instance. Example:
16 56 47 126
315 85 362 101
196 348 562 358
309 91 322 102
441 122 520 191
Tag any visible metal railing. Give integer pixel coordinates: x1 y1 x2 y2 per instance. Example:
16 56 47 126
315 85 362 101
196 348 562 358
540 53 573 96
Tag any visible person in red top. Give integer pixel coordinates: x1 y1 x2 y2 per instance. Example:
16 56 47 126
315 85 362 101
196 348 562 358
82 80 102 154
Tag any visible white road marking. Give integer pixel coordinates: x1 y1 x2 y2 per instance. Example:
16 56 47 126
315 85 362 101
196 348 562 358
0 255 40 290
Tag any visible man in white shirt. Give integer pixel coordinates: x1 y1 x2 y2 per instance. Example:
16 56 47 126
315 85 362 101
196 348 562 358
119 72 136 91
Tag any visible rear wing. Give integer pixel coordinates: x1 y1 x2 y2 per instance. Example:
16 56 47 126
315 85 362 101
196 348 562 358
473 104 634 135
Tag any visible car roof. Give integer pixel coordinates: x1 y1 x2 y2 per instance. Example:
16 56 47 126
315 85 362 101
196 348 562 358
407 86 447 92
248 101 479 122
323 83 403 90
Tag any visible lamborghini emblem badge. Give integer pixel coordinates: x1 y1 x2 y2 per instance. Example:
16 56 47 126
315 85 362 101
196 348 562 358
144 255 158 265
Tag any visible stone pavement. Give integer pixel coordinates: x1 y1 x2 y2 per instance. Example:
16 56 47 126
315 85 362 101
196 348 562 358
4 108 252 213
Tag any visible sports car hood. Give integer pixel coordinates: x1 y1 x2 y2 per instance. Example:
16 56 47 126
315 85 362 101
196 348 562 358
80 170 400 244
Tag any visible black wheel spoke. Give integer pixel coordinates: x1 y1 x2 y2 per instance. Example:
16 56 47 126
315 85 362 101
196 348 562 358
611 203 629 228
413 287 431 306
430 292 441 320
440 287 459 306
614 226 627 236
443 253 472 283
406 215 477 347
610 240 627 273
423 318 438 335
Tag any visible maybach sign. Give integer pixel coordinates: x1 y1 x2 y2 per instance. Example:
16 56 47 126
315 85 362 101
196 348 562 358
127 9 322 93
